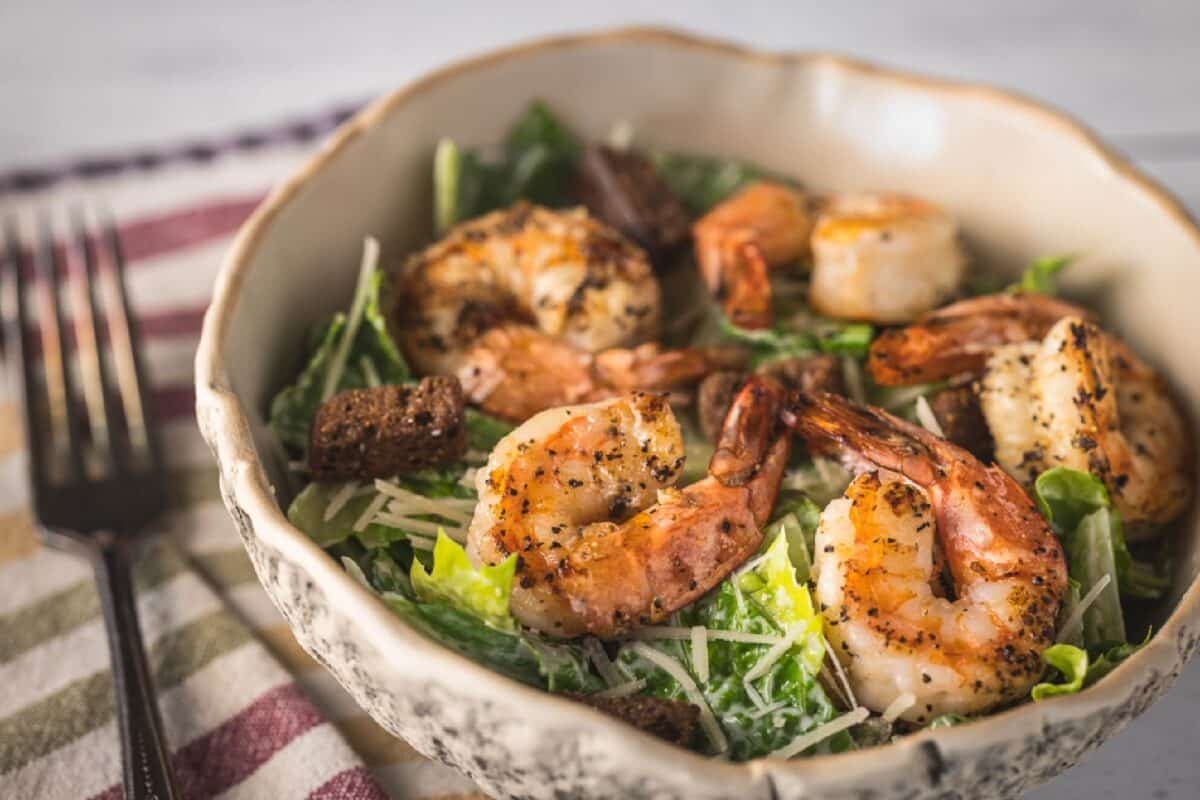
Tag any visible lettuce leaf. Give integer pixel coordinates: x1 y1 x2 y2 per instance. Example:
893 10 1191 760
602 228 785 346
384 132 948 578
268 266 409 451
618 535 846 760
649 151 769 215
1009 255 1071 295
433 101 581 232
465 407 514 452
717 313 874 366
411 531 517 630
1031 635 1148 701
926 713 969 729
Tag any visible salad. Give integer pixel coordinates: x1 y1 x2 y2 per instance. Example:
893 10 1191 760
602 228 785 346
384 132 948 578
270 102 1190 760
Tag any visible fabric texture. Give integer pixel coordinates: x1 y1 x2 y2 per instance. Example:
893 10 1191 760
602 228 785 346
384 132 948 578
0 112 488 799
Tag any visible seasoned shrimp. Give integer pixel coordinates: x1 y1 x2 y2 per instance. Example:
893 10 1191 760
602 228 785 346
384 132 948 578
394 203 660 378
467 379 791 637
692 181 814 329
809 194 966 324
456 324 746 422
868 292 1093 386
981 317 1193 533
790 392 1067 721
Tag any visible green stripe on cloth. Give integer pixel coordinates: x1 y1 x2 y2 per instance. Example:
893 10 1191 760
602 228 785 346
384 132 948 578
0 544 256 666
0 609 252 773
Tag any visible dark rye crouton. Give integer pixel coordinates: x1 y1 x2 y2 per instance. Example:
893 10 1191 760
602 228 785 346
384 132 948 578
929 384 994 462
575 145 691 260
308 376 467 481
696 355 846 442
570 693 700 747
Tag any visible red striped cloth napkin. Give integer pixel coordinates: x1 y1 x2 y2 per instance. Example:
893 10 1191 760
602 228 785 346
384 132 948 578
0 110 487 799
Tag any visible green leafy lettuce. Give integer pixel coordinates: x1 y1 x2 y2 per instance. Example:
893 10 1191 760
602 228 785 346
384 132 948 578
649 151 769 215
717 313 874 366
269 264 409 451
617 535 848 760
1009 255 1072 295
1032 635 1148 701
433 101 582 233
411 531 517 629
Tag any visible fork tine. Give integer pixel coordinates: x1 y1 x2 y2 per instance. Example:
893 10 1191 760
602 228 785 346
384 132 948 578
35 211 86 481
3 216 49 486
96 207 162 472
70 206 119 475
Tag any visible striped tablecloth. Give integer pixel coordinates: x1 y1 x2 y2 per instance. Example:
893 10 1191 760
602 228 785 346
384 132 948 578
0 111 488 800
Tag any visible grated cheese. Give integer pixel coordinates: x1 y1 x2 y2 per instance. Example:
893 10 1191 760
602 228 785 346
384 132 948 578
748 700 789 720
630 642 727 754
372 511 464 540
744 681 768 710
1057 573 1113 644
841 356 866 404
744 625 803 682
406 535 436 551
593 679 646 699
323 482 362 523
352 492 390 532
881 691 917 723
583 638 626 688
691 626 710 684
881 384 936 410
632 627 782 646
768 706 869 759
914 396 945 437
458 468 479 490
322 236 380 402
374 479 475 523
821 634 859 709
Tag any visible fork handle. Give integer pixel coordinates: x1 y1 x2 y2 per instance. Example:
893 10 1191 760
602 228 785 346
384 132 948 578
94 540 181 800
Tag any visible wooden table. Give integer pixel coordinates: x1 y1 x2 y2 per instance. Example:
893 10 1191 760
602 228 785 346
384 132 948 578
2 2 1196 798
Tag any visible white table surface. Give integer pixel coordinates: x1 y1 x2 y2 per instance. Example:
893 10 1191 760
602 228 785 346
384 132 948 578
2 2 1197 798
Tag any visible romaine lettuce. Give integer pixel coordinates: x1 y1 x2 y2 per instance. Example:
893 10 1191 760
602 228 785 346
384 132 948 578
411 531 517 630
617 535 847 760
649 151 768 215
1009 255 1071 295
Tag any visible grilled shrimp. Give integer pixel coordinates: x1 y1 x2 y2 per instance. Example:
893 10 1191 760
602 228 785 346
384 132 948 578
868 292 1093 386
467 378 791 637
692 181 814 329
456 324 746 422
394 203 660 378
809 194 966 324
982 317 1193 533
790 392 1067 720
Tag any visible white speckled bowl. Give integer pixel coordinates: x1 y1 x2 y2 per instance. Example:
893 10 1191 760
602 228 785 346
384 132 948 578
195 27 1200 800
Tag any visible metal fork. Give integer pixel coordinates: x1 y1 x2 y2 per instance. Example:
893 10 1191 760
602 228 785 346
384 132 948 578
2 207 180 800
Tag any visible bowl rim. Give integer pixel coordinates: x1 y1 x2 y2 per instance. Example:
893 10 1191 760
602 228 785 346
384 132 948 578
195 24 1200 788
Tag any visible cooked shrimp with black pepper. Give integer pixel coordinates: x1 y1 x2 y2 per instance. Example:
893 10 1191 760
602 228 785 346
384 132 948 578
790 392 1068 721
467 378 791 638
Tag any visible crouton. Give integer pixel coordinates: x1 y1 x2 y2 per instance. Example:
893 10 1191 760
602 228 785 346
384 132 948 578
308 376 467 481
929 384 994 462
575 145 691 259
570 693 699 747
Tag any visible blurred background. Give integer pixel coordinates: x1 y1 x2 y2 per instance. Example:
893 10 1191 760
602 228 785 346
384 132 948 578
2 2 1196 798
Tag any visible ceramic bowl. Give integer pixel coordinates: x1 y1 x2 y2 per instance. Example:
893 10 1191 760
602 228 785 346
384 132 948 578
195 27 1200 799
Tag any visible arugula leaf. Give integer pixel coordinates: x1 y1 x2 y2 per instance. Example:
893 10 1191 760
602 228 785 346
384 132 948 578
649 151 769 214
1009 255 1072 295
618 535 846 760
411 531 517 630
433 101 582 232
268 266 410 451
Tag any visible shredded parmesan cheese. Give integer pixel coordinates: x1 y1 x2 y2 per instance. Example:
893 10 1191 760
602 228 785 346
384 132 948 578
632 627 782 646
914 395 945 437
406 535 436 551
822 634 859 709
881 385 935 410
374 479 475 523
744 681 768 710
841 356 866 404
1057 573 1113 644
768 707 869 759
881 691 917 722
583 638 625 688
744 625 803 682
691 626 710 684
323 482 362 522
372 512 464 540
594 679 646 699
458 468 479 490
630 643 727 753
352 492 390 532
